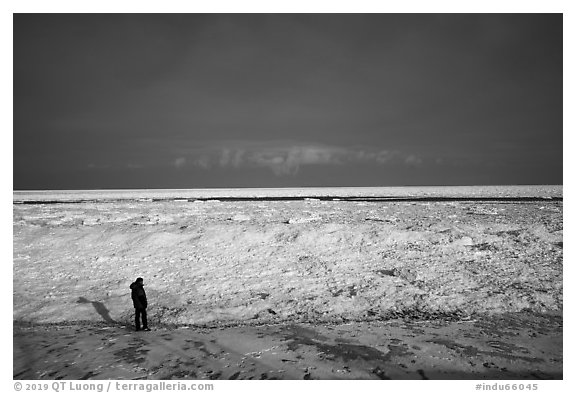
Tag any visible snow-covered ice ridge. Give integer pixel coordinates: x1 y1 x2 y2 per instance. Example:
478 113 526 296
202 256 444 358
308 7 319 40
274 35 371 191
13 185 562 203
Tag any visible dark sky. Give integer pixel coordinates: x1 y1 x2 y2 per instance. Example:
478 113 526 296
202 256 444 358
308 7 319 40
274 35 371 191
13 14 562 190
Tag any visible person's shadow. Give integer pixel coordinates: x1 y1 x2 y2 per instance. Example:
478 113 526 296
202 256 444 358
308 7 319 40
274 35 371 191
77 297 116 324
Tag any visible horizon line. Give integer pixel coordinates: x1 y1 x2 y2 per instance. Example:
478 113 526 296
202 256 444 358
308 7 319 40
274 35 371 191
13 184 563 193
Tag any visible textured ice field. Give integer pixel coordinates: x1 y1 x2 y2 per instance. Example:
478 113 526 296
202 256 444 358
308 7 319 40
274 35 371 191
13 187 562 326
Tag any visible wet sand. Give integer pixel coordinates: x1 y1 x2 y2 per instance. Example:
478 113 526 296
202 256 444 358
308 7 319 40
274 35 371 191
14 312 561 380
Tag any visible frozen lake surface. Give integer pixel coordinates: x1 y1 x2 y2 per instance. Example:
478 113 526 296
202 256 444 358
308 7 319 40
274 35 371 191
13 185 562 203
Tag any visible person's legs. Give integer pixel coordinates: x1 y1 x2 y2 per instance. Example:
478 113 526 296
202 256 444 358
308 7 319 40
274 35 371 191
142 308 148 329
135 308 141 331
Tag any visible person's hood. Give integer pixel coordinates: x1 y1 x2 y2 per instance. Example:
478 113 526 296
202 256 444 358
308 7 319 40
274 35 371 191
130 282 142 290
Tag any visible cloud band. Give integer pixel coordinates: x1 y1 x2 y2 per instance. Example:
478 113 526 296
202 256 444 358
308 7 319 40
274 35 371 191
174 143 422 175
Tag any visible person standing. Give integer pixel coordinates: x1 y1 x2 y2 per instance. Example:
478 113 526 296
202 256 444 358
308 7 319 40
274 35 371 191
130 277 150 331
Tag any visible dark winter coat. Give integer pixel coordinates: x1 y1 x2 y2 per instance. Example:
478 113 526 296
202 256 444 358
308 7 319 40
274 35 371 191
130 281 147 310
